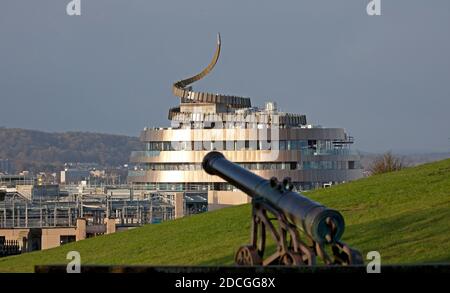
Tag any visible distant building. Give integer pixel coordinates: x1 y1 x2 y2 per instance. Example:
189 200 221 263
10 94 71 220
15 184 61 201
90 169 105 178
0 174 35 187
60 169 90 184
0 159 13 174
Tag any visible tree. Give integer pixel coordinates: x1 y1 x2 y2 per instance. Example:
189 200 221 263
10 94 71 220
369 152 405 175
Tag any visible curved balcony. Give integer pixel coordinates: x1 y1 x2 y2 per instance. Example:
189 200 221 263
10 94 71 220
130 151 161 159
140 128 347 142
130 150 302 163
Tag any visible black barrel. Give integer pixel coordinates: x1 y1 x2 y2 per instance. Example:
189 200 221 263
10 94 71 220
202 151 345 244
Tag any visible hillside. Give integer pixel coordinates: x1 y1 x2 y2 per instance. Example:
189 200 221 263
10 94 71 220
0 159 449 272
0 127 141 172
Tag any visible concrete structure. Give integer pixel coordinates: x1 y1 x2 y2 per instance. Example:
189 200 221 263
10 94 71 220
0 174 35 187
128 34 363 211
15 184 60 201
208 190 251 211
105 217 116 234
0 218 87 251
0 217 118 252
60 169 90 184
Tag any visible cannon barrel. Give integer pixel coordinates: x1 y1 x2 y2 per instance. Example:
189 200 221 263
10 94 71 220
202 151 345 244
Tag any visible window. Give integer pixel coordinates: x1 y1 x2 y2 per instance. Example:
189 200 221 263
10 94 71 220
163 142 173 151
298 140 308 149
288 140 296 150
348 161 355 169
60 235 76 246
225 140 235 151
248 140 257 150
211 141 224 151
193 141 203 151
234 140 243 150
308 140 316 148
259 140 271 150
180 141 192 151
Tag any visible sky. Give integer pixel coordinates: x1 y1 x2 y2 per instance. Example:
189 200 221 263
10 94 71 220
0 0 449 153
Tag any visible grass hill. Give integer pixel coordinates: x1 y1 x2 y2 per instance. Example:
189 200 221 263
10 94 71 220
1 159 449 272
0 127 141 172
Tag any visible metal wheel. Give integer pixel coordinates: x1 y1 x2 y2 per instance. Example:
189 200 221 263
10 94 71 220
235 245 262 266
279 251 304 266
297 245 315 266
347 248 364 265
332 242 364 265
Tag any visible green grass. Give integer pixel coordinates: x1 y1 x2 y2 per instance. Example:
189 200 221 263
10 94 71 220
1 159 449 272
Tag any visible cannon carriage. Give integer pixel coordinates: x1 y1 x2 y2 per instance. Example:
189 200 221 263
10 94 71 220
202 151 363 266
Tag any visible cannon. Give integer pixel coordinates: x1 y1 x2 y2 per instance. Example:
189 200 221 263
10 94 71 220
202 151 363 266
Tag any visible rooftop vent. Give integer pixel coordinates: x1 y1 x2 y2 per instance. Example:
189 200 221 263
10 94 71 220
265 101 277 112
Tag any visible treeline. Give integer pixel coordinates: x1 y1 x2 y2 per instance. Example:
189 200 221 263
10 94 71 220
0 127 141 172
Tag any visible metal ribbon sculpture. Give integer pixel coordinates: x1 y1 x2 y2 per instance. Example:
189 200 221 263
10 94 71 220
170 34 251 120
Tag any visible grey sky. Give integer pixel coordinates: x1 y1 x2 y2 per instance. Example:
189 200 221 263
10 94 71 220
0 0 449 153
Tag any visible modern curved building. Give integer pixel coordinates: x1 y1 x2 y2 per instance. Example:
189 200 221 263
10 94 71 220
128 34 362 212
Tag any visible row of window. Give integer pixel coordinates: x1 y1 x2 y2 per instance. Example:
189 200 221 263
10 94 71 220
131 181 341 192
131 160 359 172
141 162 298 171
132 182 232 192
145 140 344 152
171 121 301 130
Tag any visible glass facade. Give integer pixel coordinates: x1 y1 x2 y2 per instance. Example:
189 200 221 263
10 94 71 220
144 140 352 152
131 161 360 171
130 181 342 192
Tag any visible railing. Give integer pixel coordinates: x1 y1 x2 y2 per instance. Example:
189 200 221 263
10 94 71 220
0 240 22 258
130 151 161 158
128 170 147 177
301 149 357 156
86 224 106 234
